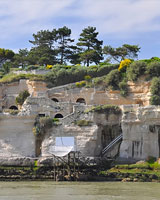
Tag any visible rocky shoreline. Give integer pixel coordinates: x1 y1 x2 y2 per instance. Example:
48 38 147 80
0 165 159 182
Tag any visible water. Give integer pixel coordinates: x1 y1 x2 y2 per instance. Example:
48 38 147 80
0 181 160 200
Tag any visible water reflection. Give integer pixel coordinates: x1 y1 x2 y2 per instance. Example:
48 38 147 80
0 181 159 200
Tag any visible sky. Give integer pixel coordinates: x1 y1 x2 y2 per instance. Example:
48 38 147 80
0 0 160 60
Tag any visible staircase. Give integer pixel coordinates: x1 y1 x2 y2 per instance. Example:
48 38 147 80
102 134 123 156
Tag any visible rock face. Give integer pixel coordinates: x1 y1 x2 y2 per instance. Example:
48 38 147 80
47 77 151 106
0 80 47 109
41 124 100 157
41 109 122 158
120 105 160 160
0 114 35 158
0 78 159 165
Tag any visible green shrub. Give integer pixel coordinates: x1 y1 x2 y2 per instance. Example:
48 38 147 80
93 76 105 86
96 64 118 77
141 57 160 64
105 69 121 90
127 61 147 81
39 117 53 129
149 77 160 105
150 77 160 96
53 118 59 123
146 62 160 78
86 104 121 114
150 95 160 105
146 156 157 164
33 116 54 136
15 90 30 106
119 80 128 97
84 75 91 81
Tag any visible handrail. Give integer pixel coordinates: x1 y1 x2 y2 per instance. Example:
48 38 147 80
102 134 123 156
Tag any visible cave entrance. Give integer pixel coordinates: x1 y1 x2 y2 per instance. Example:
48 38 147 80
9 105 18 110
54 113 63 118
76 98 86 104
52 98 59 102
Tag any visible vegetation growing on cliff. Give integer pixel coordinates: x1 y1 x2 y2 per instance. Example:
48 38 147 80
33 116 60 137
150 77 160 105
15 90 30 106
85 104 121 114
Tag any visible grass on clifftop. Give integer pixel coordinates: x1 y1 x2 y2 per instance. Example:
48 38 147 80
0 73 45 83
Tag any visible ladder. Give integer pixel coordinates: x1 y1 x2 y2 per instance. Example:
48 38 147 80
102 134 123 156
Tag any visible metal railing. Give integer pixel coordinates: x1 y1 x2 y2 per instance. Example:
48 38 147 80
102 134 123 156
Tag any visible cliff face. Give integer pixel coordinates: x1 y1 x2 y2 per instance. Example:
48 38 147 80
0 114 35 158
0 80 47 109
47 77 151 106
120 105 160 160
0 78 158 164
0 99 160 163
0 77 151 110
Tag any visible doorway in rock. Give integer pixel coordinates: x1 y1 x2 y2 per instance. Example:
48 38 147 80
9 105 18 110
52 98 59 102
76 98 86 104
101 125 121 148
54 113 63 118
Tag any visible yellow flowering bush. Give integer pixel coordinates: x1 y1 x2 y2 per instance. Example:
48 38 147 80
46 64 53 69
118 59 131 71
75 81 86 87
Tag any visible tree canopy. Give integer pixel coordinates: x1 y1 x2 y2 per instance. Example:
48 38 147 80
56 26 76 64
0 48 15 67
0 26 141 68
77 26 103 66
103 44 140 63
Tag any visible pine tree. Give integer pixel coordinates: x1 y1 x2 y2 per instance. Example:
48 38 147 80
77 26 103 66
56 26 76 64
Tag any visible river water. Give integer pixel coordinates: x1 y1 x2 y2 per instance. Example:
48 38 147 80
0 181 160 200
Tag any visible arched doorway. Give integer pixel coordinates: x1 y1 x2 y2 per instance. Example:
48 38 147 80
76 98 86 104
54 113 63 118
9 105 18 110
52 98 59 102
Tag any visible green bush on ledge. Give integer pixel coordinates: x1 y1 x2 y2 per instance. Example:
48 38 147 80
85 104 121 114
15 90 30 106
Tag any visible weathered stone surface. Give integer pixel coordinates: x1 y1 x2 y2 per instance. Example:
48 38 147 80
120 105 160 160
0 114 35 157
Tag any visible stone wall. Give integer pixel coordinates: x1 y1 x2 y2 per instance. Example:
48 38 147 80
120 105 160 160
41 109 122 158
41 124 101 157
0 114 35 157
0 80 47 109
21 97 75 117
47 77 151 106
0 77 151 110
13 69 49 75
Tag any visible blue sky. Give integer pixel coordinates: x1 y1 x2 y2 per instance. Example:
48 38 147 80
1 0 160 60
